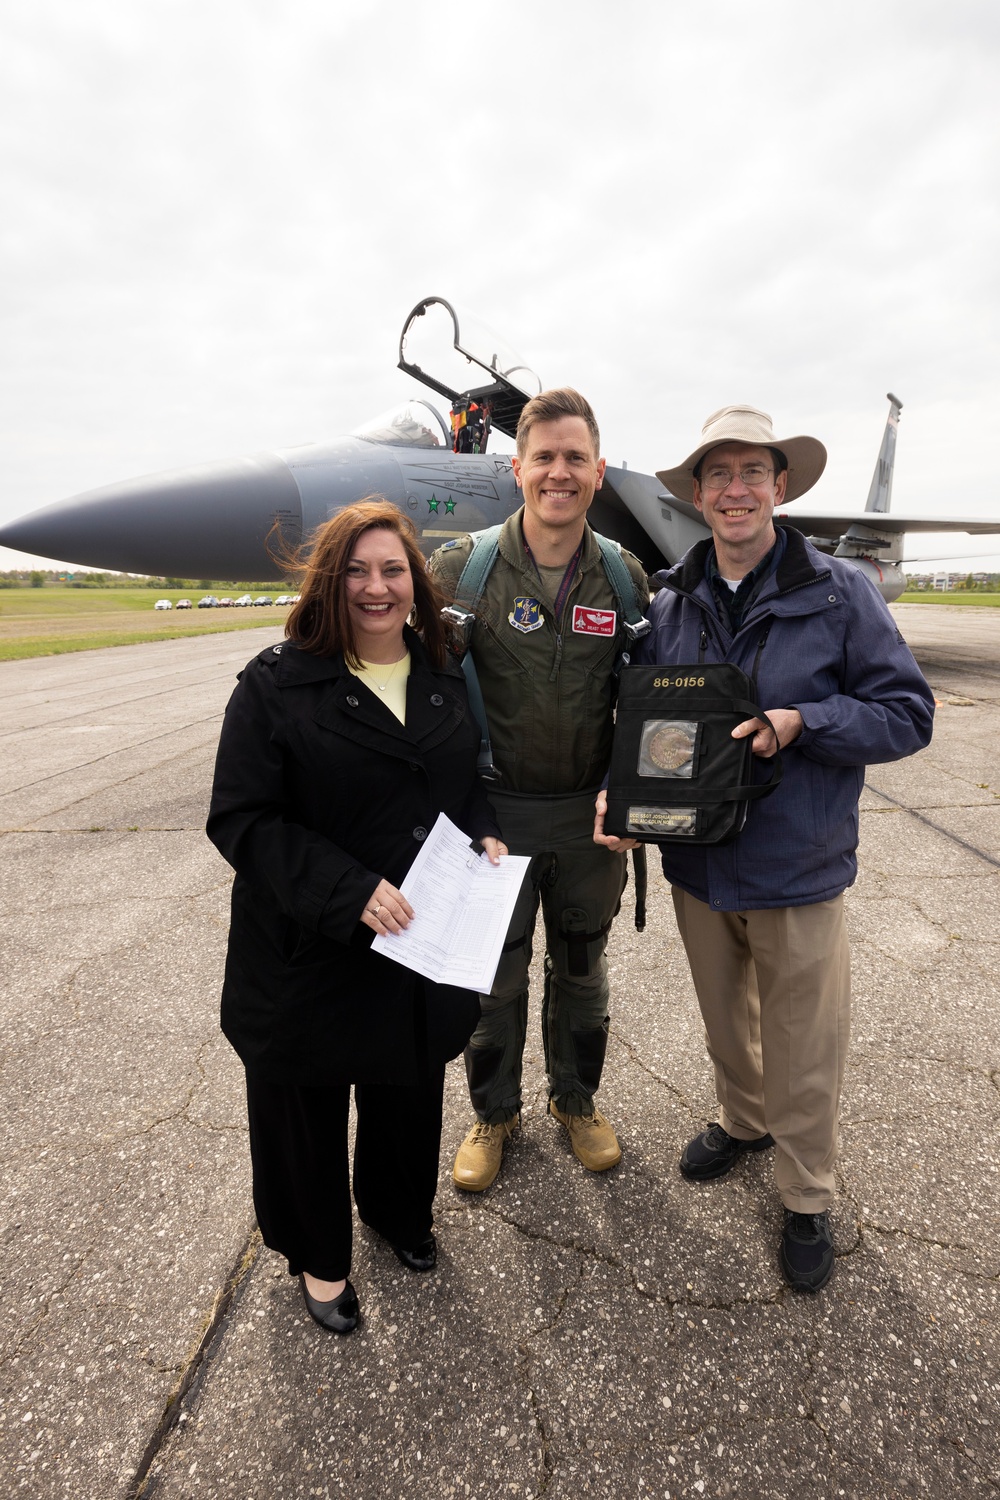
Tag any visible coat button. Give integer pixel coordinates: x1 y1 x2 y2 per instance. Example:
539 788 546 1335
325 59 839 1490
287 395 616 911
408 761 420 772
430 693 444 706
346 694 359 707
713 899 722 907
413 826 428 841
828 595 836 602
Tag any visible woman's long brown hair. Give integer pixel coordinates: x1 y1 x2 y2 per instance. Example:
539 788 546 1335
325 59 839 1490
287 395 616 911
280 499 450 668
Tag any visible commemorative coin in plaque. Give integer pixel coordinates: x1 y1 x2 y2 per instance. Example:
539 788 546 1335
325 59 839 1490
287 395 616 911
637 719 699 779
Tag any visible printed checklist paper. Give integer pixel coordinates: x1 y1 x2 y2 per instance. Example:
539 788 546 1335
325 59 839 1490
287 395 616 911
371 812 529 993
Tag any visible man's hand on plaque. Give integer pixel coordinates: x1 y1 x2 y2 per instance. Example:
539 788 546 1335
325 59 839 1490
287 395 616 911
593 789 643 852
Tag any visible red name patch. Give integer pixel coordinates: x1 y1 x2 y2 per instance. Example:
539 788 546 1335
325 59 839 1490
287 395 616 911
571 605 617 636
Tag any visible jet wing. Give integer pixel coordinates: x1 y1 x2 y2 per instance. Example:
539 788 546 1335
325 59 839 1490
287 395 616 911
774 512 1000 536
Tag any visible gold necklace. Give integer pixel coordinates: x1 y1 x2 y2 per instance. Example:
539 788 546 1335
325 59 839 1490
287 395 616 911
361 650 408 692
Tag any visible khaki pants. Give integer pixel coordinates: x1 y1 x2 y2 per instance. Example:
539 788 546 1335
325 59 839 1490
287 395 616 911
671 887 851 1212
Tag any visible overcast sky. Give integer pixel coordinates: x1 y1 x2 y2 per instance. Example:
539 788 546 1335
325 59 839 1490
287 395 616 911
2 0 998 573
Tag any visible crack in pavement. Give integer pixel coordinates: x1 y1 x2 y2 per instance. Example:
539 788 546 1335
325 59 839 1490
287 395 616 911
860 1220 974 1256
57 891 228 965
8 873 230 912
126 1228 262 1500
0 1244 96 1375
607 1027 700 1116
863 786 1000 871
20 1107 247 1169
844 1048 1000 1091
0 909 228 1060
3 715 223 799
909 893 991 944
0 825 214 835
861 1224 1000 1285
0 1032 244 1169
537 1349 996 1491
0 663 242 741
944 1435 1000 1493
546 1404 838 1482
0 971 95 1067
456 1198 784 1312
0 886 232 923
855 935 999 986
517 1261 580 1496
798 1339 840 1461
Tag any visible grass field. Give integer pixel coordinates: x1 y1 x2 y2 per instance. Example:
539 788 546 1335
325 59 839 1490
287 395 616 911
897 592 1000 606
0 585 998 662
0 587 293 661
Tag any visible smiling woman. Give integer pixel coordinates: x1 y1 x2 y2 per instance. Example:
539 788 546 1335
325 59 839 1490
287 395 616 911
206 498 506 1335
345 528 416 664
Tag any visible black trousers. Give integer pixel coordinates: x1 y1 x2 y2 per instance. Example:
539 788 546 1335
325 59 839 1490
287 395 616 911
245 1068 446 1282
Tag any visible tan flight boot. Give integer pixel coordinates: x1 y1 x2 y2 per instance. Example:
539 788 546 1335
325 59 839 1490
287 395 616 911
452 1116 520 1192
548 1100 621 1171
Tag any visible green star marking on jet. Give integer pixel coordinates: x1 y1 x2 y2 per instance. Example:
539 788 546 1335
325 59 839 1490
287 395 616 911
427 496 439 513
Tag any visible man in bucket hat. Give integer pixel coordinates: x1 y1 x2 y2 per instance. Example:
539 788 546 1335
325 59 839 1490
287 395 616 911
596 405 934 1291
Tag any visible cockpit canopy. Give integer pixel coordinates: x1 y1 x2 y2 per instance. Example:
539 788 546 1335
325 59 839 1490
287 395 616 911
351 399 450 449
397 296 541 439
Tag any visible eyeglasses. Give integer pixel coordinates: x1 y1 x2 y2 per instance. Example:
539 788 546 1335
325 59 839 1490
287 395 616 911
699 464 774 490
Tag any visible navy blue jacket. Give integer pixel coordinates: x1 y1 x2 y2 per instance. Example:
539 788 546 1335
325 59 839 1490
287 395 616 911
636 528 934 910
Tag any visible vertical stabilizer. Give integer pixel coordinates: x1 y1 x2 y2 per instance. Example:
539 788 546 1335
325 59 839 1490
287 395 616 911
865 392 903 512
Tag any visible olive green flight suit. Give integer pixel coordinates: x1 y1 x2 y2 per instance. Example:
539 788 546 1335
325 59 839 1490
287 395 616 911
429 510 648 1121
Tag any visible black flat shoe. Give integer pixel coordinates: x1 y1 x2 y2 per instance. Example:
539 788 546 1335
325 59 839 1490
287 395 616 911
390 1235 437 1273
299 1275 359 1333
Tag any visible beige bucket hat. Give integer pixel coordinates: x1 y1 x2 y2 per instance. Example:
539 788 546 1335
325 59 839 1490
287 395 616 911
656 405 827 503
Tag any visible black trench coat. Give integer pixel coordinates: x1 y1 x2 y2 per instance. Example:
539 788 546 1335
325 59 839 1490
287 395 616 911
206 629 501 1087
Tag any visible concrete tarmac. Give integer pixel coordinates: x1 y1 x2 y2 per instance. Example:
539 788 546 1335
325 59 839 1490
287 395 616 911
0 605 997 1499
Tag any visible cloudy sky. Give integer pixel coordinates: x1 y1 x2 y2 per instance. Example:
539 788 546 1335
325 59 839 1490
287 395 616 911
2 0 998 572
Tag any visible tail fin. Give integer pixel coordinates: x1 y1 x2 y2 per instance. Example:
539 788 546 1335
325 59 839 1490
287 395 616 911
865 392 903 513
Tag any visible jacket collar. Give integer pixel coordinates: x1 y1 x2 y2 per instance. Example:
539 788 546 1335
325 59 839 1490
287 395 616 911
498 507 604 575
654 525 827 599
300 624 468 755
270 624 461 688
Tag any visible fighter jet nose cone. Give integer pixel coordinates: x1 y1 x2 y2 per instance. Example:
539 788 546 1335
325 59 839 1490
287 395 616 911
0 452 304 579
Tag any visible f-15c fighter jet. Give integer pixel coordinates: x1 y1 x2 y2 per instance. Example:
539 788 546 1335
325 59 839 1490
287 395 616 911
3 296 998 602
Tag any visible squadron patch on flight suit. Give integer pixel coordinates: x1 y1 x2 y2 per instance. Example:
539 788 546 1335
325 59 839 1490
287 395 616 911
508 597 544 633
571 605 617 636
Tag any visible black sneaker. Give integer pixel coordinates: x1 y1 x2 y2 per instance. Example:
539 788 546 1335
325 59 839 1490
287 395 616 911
780 1209 834 1292
679 1122 775 1181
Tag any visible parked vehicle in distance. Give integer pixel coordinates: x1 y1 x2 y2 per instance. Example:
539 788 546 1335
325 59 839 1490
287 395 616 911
274 594 291 606
154 598 172 610
197 595 218 608
217 597 233 607
253 595 273 607
234 594 253 607
176 598 192 609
